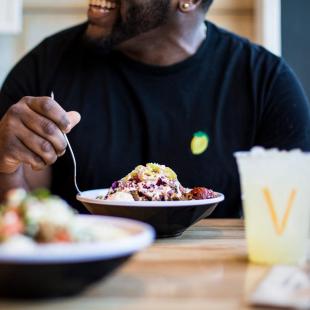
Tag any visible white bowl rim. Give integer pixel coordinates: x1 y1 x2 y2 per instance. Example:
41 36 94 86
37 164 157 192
77 189 225 207
0 215 155 264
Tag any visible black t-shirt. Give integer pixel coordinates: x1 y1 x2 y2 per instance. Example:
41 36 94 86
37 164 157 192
1 21 310 217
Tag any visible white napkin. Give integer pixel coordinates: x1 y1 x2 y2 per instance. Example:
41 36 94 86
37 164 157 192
0 0 23 34
250 265 310 309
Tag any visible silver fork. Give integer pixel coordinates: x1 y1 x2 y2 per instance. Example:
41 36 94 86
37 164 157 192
51 92 81 195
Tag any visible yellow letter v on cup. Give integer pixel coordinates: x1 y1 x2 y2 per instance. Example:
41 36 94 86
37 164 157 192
262 188 297 236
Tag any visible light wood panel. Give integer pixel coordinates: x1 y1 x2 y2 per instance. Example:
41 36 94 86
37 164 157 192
24 0 87 9
208 0 256 42
211 0 254 11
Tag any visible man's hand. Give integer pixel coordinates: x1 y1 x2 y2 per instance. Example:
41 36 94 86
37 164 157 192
0 96 81 174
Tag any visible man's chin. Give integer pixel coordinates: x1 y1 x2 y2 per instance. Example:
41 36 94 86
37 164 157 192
85 23 111 41
84 23 123 52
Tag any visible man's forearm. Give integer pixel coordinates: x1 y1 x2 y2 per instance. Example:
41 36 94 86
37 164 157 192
0 166 29 202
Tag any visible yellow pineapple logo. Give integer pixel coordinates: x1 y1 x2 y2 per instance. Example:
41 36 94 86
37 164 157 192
191 131 209 155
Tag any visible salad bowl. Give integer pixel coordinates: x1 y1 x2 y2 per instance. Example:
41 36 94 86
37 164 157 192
77 189 225 238
0 215 154 299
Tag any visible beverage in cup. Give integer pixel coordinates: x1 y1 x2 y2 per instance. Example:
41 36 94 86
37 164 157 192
235 147 310 265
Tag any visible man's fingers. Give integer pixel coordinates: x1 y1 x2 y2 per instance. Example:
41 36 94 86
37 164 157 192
20 105 67 155
0 96 79 174
15 123 58 166
24 96 70 132
65 111 81 133
14 139 46 171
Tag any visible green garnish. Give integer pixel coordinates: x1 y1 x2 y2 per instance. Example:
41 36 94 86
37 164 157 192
32 188 51 200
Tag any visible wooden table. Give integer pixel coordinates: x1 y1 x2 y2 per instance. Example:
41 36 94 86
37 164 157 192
0 220 271 310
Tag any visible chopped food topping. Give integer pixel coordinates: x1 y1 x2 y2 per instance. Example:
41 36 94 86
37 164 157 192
101 163 217 202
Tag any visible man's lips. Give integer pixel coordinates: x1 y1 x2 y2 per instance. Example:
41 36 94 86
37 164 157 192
89 0 117 10
88 0 118 20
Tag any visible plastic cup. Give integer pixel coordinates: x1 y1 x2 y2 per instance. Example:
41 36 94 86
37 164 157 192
235 147 310 265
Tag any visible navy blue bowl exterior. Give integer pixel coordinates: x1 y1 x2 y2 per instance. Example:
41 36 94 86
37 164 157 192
82 203 218 238
0 256 130 299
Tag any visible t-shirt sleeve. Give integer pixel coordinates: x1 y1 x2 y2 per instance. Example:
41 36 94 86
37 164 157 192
256 60 310 151
0 40 46 119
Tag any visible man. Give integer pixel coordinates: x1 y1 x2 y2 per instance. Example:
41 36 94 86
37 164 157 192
0 0 309 217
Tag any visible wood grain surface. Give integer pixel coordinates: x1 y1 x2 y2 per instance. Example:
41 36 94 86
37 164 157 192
0 220 272 310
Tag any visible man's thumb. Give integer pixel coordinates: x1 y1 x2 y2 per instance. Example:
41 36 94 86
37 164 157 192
66 111 81 132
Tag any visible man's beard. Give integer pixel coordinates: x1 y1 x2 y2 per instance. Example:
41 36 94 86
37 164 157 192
85 0 171 51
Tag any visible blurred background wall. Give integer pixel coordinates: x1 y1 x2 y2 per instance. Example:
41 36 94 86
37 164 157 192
209 0 257 42
282 0 310 99
0 0 263 86
0 0 87 85
2 0 308 100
